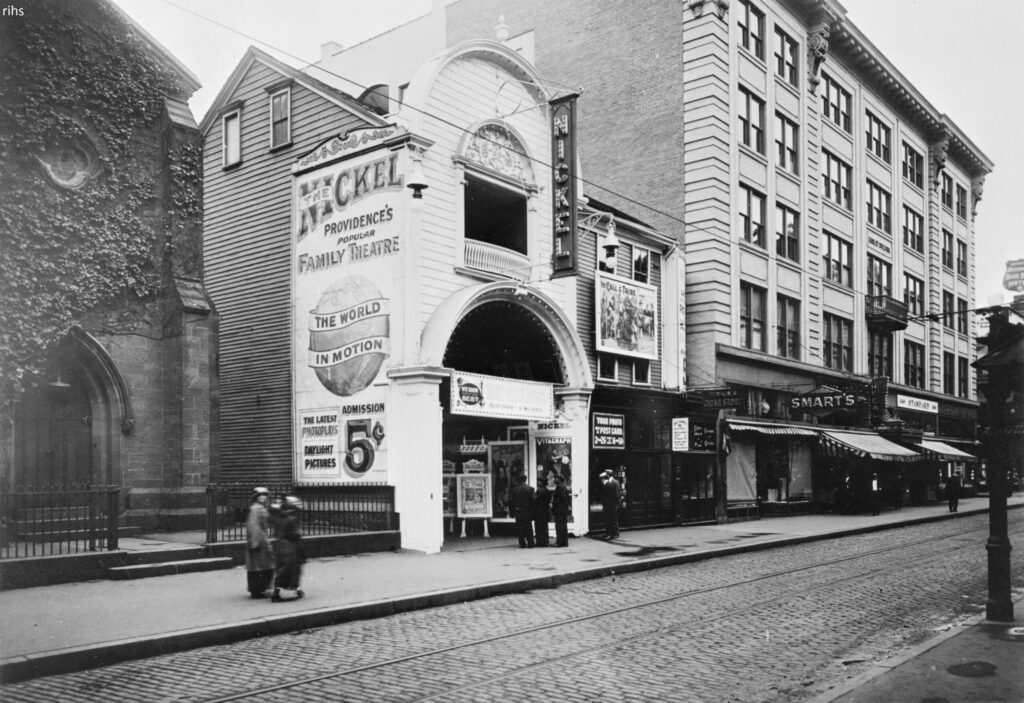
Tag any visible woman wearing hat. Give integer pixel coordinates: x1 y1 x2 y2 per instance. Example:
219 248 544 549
270 495 306 602
245 487 274 598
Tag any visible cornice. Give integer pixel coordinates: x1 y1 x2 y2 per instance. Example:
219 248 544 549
783 0 993 178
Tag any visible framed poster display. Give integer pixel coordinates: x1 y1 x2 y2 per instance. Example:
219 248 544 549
595 271 658 360
456 473 492 519
488 441 526 520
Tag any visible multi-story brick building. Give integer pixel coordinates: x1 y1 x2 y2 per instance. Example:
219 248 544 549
312 0 992 516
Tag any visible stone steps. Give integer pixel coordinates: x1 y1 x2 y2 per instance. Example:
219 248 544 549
107 557 235 580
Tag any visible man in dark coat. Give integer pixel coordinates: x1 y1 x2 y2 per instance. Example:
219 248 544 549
552 473 570 547
601 469 622 539
509 474 535 548
947 474 962 512
533 479 551 547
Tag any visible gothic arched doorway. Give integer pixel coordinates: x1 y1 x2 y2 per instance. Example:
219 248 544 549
12 329 129 487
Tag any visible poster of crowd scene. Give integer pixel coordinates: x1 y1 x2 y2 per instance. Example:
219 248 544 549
596 272 658 359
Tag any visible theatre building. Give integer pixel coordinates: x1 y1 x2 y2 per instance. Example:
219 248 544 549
204 40 693 553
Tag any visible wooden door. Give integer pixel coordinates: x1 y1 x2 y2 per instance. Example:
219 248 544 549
14 377 94 486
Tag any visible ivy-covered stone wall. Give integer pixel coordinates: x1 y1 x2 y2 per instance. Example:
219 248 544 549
0 0 216 525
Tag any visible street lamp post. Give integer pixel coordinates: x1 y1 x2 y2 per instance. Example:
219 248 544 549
975 307 1020 622
984 382 1013 622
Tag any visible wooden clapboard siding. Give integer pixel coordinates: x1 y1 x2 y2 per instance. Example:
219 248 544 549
203 55 378 485
414 54 558 334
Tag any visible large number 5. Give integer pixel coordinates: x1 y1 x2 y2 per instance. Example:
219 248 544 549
345 419 376 474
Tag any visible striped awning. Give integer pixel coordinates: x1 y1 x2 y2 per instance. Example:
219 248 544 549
727 420 819 436
820 431 920 462
916 439 976 461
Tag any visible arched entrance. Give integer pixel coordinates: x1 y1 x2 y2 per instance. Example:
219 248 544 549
417 281 593 543
12 329 129 487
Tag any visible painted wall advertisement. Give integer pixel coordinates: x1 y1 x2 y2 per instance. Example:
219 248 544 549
292 127 407 483
595 271 658 360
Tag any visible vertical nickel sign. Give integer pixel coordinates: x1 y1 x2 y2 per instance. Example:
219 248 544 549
550 93 579 275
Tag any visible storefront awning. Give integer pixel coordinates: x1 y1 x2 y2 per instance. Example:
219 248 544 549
916 439 976 461
727 420 818 436
820 430 920 462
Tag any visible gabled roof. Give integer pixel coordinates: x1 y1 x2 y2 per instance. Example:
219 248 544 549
199 46 389 134
102 0 200 94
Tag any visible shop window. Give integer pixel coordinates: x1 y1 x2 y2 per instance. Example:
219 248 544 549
464 173 528 256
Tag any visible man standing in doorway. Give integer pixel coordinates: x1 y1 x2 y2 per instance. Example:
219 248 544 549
509 474 535 548
600 469 622 540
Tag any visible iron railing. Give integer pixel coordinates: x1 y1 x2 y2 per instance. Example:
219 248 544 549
0 484 121 559
205 482 398 543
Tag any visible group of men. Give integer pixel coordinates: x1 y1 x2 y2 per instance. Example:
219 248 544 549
508 468 623 547
509 472 571 548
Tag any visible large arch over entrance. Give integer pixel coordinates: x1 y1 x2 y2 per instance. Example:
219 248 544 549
420 281 593 392
12 328 130 487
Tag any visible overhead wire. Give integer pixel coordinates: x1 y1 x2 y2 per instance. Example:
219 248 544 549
154 0 996 326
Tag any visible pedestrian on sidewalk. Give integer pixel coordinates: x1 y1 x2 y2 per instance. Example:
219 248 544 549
947 474 962 513
601 469 621 539
245 487 274 599
870 473 881 516
509 474 535 548
270 495 306 602
534 478 551 547
552 473 570 547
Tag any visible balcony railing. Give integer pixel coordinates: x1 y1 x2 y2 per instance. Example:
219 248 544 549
865 295 909 331
464 239 530 281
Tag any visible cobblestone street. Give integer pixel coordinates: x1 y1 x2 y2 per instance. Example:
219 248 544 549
2 512 1021 702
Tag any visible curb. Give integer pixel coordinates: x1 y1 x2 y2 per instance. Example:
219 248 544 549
0 503 1015 683
804 591 1024 703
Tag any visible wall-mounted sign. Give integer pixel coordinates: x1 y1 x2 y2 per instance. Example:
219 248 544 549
790 386 859 415
690 420 717 451
671 417 690 452
1003 259 1024 292
595 271 659 360
897 394 939 414
592 413 625 449
702 388 747 413
292 131 407 484
450 371 554 421
550 93 579 275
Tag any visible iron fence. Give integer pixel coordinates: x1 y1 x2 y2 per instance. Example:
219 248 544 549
205 482 398 543
0 484 121 559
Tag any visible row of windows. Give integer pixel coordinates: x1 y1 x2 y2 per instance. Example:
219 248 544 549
739 186 801 262
738 0 800 89
820 72 972 221
221 86 292 167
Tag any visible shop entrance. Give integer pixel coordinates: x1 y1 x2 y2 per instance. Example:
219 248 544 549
440 299 566 538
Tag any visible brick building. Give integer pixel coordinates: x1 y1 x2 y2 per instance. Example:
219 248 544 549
0 0 216 529
314 0 992 517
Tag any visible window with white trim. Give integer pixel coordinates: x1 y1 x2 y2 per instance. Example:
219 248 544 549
904 340 926 388
740 184 765 247
738 86 765 154
865 111 891 163
821 73 851 132
822 150 851 209
775 112 798 174
866 180 891 233
222 109 241 167
775 202 799 262
823 312 853 371
740 282 767 351
738 0 765 59
773 27 798 86
269 88 291 149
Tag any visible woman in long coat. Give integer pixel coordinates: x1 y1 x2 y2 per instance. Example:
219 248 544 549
245 487 274 598
271 496 305 601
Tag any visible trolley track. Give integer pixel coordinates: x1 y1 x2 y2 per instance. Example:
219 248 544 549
196 515 1020 703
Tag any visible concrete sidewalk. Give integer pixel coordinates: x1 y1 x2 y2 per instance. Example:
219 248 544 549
1 496 1022 698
